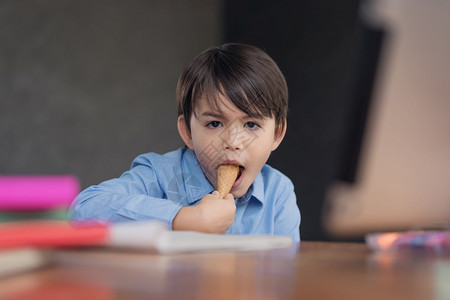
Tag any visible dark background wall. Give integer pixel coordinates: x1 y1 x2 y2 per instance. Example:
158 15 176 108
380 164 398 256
1 0 222 186
1 0 361 240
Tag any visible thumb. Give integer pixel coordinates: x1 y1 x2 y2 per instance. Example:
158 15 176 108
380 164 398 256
211 191 220 197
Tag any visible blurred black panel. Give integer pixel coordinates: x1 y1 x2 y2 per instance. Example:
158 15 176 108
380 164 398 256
225 0 361 240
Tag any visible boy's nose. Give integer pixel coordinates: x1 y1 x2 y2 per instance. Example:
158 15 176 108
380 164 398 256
221 127 242 151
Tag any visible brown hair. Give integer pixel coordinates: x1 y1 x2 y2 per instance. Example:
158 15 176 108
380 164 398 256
176 43 288 135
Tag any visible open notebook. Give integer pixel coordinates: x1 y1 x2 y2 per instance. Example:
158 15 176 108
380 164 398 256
323 0 450 237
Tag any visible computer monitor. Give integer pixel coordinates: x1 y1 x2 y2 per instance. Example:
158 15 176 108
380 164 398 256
323 0 450 238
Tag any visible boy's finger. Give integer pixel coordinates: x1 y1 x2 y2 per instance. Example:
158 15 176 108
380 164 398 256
223 193 235 201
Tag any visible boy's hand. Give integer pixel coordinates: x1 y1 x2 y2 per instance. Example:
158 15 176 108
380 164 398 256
172 191 236 234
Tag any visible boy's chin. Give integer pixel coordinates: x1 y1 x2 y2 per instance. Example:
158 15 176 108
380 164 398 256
231 188 247 199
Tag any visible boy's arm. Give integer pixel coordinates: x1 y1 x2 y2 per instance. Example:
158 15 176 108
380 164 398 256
70 165 237 234
274 181 301 242
69 165 182 227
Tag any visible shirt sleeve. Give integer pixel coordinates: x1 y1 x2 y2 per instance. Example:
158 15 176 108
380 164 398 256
69 163 183 228
274 179 301 242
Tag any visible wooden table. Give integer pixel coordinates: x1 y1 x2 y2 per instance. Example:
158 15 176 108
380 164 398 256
0 242 449 299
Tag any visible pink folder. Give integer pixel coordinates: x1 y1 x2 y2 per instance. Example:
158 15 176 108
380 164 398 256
0 175 80 211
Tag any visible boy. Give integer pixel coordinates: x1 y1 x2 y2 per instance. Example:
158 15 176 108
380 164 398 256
70 43 301 242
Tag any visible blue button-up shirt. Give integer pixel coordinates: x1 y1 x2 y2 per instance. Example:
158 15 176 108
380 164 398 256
70 148 301 241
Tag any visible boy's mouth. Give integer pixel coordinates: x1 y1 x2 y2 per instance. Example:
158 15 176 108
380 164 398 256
233 166 244 188
236 166 244 180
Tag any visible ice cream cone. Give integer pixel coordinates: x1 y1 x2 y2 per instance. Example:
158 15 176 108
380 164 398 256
217 164 239 198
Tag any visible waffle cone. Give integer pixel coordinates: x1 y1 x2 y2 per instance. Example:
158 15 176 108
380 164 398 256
217 164 239 198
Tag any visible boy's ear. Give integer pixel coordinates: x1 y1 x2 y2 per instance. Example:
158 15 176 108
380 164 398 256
271 121 287 151
177 115 194 149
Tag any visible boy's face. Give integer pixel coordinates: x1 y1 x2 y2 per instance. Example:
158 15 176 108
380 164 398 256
178 95 286 198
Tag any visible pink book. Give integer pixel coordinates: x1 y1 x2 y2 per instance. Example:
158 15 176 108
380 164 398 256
0 175 80 211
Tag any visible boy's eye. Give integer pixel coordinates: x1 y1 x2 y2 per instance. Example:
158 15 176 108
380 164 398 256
244 122 260 129
207 121 223 128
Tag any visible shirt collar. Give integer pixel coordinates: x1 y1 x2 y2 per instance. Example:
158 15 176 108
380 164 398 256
249 172 264 204
181 149 214 203
181 148 265 205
